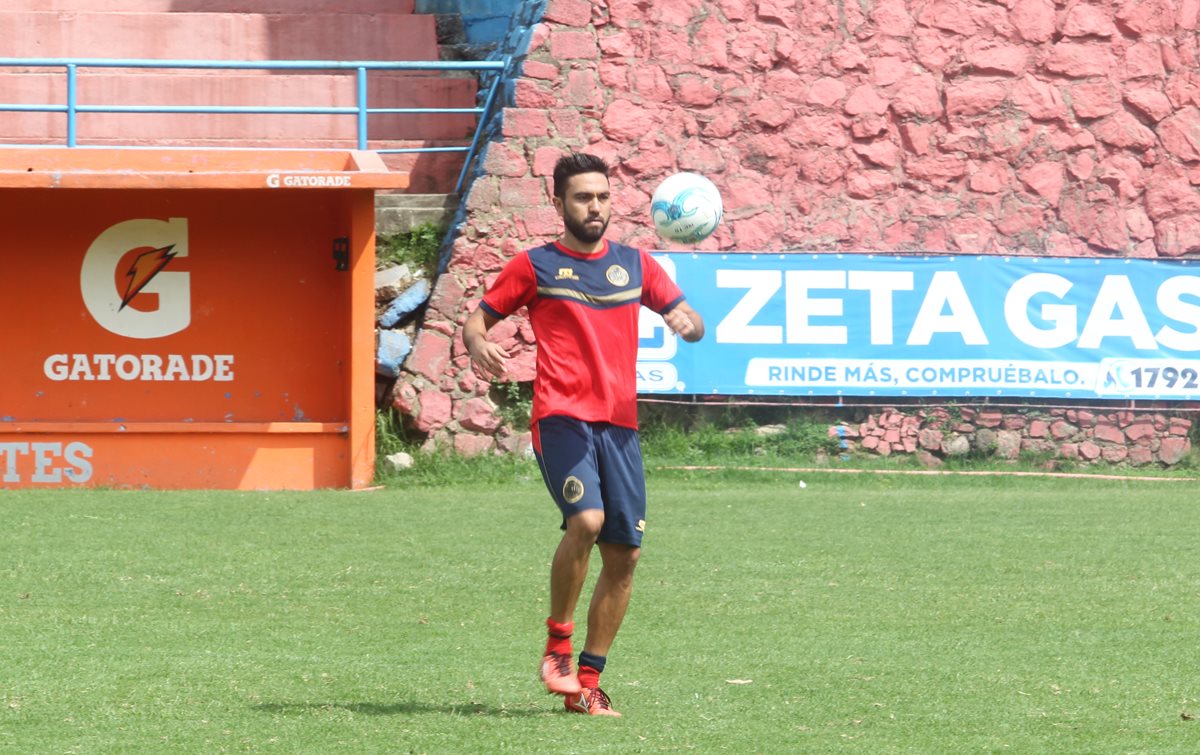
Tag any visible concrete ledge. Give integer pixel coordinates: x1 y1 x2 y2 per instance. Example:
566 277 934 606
375 193 458 234
0 12 438 60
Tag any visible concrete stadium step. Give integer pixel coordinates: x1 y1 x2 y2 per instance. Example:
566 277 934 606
5 0 415 12
0 11 438 61
374 192 459 234
379 152 469 194
0 3 471 192
0 71 479 142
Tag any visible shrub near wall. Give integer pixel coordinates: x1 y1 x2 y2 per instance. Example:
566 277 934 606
395 0 1200 461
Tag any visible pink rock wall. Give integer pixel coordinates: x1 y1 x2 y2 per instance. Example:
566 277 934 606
838 406 1193 466
396 0 1200 459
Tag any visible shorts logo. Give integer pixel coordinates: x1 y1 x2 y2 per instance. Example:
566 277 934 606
606 265 630 287
636 519 646 533
562 476 585 504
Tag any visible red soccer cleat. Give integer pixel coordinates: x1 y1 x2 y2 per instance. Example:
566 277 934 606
540 651 581 695
564 686 621 717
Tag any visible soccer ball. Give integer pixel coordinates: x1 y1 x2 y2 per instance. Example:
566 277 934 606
650 172 723 244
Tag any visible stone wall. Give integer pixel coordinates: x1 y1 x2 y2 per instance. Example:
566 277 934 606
394 0 1200 461
837 406 1193 467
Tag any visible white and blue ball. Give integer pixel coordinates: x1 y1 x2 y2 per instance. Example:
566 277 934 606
650 172 723 244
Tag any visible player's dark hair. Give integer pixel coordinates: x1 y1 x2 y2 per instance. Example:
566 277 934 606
552 153 609 199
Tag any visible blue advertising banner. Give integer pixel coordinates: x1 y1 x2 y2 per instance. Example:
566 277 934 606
636 253 1200 400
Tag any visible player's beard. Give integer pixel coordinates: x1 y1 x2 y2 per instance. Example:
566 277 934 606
564 212 609 244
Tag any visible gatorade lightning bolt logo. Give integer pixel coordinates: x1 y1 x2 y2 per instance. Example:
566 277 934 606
82 218 190 339
120 244 177 311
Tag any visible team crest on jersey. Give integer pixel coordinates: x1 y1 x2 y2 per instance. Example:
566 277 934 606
563 476 585 504
606 265 630 287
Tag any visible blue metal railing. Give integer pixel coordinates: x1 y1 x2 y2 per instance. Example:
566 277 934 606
0 57 509 194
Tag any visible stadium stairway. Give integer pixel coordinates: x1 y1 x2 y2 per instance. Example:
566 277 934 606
375 192 459 235
0 0 485 199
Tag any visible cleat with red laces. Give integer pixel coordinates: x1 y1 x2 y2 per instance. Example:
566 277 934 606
564 686 621 717
540 651 581 695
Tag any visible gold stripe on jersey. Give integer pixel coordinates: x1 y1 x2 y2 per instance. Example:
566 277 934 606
537 285 643 306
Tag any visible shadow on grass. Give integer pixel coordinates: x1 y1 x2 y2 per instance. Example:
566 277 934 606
254 701 551 717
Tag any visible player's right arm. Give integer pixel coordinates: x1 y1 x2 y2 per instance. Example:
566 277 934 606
464 249 537 381
464 306 509 380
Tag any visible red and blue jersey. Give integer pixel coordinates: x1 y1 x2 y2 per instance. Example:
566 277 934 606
480 240 685 430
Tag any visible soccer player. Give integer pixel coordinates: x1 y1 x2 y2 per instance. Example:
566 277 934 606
463 153 705 717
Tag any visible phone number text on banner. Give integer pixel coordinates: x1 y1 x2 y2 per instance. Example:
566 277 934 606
635 254 1200 400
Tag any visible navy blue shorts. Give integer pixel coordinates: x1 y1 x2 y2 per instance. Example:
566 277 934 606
532 415 647 547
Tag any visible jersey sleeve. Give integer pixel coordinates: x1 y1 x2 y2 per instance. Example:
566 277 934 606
640 250 686 315
480 251 537 319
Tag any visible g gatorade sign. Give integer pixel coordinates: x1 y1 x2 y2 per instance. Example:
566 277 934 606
2 146 393 490
56 217 235 382
81 217 191 339
266 173 352 188
4 187 350 425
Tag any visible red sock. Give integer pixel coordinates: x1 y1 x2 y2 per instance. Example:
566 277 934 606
577 664 601 689
545 618 573 656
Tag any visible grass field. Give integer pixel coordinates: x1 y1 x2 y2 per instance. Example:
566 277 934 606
3 467 1200 753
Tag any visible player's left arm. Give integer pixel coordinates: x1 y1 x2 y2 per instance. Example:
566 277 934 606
663 300 704 343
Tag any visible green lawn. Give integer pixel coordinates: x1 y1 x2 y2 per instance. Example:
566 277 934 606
2 469 1199 753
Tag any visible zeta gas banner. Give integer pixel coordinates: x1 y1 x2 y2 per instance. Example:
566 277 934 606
636 253 1200 400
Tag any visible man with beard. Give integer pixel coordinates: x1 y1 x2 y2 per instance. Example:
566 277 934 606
463 152 705 717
